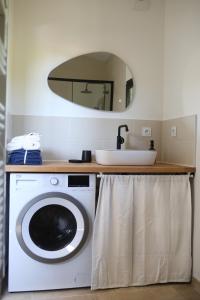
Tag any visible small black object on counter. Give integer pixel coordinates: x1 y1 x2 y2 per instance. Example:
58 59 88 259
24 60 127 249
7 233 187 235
68 159 85 163
68 150 92 163
82 150 92 162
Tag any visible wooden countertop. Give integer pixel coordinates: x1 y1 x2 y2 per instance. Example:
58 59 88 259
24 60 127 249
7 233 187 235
5 162 196 174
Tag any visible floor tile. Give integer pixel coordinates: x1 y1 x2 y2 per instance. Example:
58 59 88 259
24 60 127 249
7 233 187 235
51 296 96 300
105 286 153 300
31 288 92 300
1 291 34 300
172 284 200 300
2 283 200 300
149 284 184 299
92 290 115 300
192 280 200 295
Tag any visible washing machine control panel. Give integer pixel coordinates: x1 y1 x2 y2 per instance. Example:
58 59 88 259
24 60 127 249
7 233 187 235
50 177 59 185
12 173 95 192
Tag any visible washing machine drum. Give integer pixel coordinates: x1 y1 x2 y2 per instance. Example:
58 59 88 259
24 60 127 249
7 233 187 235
16 192 89 263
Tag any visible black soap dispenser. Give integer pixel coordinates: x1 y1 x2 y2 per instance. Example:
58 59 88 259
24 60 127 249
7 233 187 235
149 140 155 151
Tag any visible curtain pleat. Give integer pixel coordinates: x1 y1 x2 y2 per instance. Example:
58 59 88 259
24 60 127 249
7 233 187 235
91 175 191 290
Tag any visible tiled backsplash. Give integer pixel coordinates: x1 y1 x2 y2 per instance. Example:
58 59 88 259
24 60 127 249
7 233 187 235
161 115 197 166
8 116 162 161
8 114 196 166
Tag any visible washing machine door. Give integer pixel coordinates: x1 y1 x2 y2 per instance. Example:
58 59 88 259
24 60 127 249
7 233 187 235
16 192 89 263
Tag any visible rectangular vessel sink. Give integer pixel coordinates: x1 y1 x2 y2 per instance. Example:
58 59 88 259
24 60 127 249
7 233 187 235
95 149 157 165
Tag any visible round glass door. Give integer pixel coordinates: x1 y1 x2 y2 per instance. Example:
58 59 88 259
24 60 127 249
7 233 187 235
16 192 88 263
29 204 77 251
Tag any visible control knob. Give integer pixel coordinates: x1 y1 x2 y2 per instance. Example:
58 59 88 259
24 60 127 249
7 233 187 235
50 177 59 185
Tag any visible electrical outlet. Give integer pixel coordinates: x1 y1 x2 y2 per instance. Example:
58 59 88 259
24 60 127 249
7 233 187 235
142 127 152 137
171 126 177 137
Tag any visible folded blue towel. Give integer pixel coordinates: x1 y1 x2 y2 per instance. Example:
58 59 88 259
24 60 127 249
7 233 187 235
8 149 42 165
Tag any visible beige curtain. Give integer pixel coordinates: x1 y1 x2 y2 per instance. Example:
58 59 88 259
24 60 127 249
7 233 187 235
91 175 191 290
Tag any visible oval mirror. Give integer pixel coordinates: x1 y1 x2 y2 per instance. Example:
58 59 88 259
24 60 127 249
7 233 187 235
48 52 134 112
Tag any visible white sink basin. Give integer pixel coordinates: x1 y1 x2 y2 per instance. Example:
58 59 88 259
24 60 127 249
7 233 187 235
95 149 157 165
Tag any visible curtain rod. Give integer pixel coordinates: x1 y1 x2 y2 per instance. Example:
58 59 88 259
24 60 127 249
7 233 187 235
97 173 194 178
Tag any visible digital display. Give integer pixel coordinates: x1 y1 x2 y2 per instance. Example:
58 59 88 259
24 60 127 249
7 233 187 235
68 175 89 187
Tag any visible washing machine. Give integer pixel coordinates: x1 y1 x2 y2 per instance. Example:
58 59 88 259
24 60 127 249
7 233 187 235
8 173 96 292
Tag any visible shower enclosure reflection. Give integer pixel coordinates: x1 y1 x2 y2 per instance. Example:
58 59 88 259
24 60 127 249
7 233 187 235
78 81 113 110
48 52 134 112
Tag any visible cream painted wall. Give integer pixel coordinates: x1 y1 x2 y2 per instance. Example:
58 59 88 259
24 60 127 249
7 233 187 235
7 0 164 120
163 0 200 280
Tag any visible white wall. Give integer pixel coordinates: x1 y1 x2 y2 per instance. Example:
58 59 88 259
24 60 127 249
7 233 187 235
7 0 164 120
163 0 200 280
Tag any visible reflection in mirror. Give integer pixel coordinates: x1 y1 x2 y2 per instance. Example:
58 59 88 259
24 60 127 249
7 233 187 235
48 52 134 112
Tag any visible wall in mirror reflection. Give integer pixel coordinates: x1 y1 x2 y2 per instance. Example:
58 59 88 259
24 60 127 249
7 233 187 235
48 52 134 112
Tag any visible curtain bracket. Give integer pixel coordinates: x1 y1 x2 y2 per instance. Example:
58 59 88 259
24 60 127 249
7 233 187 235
97 172 103 178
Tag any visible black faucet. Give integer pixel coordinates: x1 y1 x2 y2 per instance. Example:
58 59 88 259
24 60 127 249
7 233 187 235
117 125 129 149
